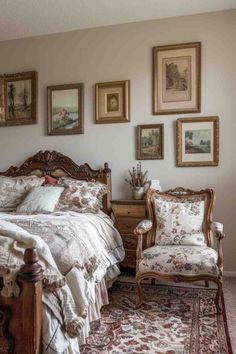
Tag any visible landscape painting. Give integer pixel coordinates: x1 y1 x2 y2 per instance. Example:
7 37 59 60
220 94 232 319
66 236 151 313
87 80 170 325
177 117 219 167
136 124 164 160
153 42 201 114
185 129 211 154
47 83 84 135
163 56 191 102
7 79 32 120
0 71 37 126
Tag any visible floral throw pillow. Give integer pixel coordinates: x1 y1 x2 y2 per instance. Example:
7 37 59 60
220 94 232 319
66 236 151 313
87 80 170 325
0 175 45 211
57 177 108 212
154 196 206 246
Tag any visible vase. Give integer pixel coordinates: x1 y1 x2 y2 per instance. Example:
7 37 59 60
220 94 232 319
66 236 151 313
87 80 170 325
132 187 145 200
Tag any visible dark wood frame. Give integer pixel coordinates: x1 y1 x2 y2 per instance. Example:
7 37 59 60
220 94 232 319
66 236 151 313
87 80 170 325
0 71 38 126
136 124 164 160
153 42 201 115
177 116 219 167
0 150 112 353
47 83 84 135
95 80 130 123
134 188 224 314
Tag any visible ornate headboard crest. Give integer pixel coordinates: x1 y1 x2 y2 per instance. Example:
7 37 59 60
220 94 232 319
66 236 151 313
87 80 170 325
0 150 112 213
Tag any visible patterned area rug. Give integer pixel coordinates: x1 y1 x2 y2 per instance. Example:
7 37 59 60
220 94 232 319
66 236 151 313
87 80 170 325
81 282 232 354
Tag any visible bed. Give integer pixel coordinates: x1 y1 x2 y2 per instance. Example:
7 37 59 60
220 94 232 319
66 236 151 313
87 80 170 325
0 150 125 354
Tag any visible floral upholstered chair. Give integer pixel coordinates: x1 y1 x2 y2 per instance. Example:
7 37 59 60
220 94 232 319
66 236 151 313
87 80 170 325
134 188 225 313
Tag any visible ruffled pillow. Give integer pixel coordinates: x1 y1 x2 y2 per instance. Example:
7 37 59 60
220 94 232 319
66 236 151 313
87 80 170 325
16 186 64 214
57 177 107 212
0 175 45 211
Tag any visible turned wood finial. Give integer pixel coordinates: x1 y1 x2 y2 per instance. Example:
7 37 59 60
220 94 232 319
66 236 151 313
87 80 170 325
18 248 44 283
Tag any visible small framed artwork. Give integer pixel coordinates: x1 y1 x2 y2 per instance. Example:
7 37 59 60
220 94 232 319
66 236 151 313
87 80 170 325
47 83 84 135
153 42 201 115
95 80 130 123
177 117 219 167
0 71 38 126
136 124 164 160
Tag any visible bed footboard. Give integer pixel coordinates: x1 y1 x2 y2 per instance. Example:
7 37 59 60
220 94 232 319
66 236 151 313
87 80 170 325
0 248 43 354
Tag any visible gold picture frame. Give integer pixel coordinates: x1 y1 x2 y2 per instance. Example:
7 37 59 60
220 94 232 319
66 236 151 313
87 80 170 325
0 71 38 126
95 80 130 123
177 117 219 167
47 83 84 135
153 42 201 115
136 124 164 160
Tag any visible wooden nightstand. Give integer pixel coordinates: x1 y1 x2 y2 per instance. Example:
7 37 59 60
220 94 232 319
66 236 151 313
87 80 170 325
111 199 147 268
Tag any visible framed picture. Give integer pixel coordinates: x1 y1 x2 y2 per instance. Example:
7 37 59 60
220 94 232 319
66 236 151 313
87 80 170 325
177 117 219 167
0 71 37 126
136 124 164 160
95 80 130 123
153 42 201 115
47 83 84 135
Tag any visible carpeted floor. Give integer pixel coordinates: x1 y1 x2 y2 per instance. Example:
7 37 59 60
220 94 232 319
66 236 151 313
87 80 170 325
81 278 234 354
223 277 236 352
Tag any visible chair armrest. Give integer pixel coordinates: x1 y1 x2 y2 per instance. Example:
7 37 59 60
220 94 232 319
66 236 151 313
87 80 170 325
211 222 225 240
134 220 152 272
134 219 153 236
211 221 225 276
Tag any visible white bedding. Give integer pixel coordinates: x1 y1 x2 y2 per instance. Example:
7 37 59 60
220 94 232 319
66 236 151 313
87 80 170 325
0 210 125 354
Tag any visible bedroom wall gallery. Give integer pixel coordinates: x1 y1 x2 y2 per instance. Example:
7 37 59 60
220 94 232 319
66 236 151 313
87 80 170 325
0 10 235 272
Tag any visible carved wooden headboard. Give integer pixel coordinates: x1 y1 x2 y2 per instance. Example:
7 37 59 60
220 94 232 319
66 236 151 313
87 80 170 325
0 150 112 213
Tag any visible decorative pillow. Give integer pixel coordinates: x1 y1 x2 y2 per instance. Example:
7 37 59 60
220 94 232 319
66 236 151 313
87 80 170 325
16 186 64 214
58 177 107 212
43 175 58 186
154 195 206 246
0 175 45 211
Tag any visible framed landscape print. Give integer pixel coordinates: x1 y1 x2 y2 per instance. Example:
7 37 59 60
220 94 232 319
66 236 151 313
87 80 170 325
177 117 219 167
0 71 37 126
136 124 164 160
153 42 201 115
95 80 130 123
47 83 84 135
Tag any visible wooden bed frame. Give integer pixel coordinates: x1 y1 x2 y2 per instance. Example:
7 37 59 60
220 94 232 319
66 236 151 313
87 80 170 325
0 150 112 354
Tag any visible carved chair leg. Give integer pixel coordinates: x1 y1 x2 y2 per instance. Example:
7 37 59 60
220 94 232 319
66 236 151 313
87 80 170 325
205 280 209 288
135 276 144 309
215 281 223 314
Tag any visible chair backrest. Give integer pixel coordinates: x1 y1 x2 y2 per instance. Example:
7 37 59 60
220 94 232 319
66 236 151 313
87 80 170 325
146 187 215 248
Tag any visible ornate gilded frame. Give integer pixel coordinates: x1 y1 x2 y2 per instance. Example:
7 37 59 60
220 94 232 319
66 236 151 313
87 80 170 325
0 71 38 126
153 42 201 115
95 80 130 123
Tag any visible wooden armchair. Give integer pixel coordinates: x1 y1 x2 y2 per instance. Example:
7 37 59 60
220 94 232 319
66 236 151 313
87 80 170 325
134 188 225 313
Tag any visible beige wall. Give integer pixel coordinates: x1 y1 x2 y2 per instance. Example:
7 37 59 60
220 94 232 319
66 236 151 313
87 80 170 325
0 10 235 271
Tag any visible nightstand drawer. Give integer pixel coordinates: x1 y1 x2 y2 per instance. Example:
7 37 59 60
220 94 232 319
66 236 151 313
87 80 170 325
112 204 146 218
114 218 139 234
121 234 137 249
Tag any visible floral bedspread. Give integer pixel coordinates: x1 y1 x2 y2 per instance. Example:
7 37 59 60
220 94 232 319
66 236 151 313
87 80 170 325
0 210 125 354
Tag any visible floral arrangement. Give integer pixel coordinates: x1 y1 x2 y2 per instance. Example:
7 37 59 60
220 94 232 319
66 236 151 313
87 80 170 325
125 162 149 190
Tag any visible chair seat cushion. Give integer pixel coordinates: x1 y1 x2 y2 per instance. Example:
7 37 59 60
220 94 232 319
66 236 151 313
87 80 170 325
139 245 218 276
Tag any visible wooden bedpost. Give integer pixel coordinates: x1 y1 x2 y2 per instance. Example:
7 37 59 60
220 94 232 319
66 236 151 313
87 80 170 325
18 248 44 354
0 248 43 354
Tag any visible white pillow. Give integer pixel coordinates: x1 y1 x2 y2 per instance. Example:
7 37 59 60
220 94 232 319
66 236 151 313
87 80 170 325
16 186 64 214
0 175 45 211
154 196 205 246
